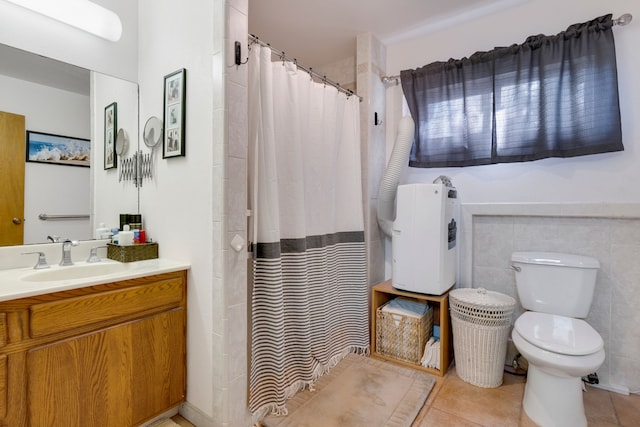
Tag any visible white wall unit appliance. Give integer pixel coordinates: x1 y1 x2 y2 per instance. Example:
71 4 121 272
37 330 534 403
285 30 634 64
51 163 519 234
392 180 458 295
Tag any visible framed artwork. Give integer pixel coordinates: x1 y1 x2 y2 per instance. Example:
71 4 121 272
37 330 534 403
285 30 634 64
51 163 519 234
163 68 186 158
26 131 91 167
104 102 117 169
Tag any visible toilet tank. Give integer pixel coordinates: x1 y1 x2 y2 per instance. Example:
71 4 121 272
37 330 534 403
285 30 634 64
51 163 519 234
511 252 600 318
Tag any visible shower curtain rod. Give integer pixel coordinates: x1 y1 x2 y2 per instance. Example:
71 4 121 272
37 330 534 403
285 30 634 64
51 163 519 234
248 34 363 102
380 12 633 85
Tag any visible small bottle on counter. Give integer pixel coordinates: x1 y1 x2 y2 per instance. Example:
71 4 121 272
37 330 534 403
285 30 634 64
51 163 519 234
119 224 134 246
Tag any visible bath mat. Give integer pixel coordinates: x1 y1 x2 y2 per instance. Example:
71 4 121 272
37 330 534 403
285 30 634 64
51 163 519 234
262 353 436 427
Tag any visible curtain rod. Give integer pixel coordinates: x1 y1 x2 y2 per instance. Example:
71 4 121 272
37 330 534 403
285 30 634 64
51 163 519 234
380 12 633 85
248 34 363 102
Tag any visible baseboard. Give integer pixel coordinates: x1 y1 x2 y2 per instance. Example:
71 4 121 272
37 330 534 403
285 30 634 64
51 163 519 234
588 382 630 395
179 401 215 426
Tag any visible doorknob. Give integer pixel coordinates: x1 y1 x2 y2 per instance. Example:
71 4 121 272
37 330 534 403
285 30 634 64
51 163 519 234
12 217 22 225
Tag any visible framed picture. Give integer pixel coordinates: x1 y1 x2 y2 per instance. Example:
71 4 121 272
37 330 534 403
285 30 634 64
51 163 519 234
163 68 186 158
26 131 90 167
104 102 117 169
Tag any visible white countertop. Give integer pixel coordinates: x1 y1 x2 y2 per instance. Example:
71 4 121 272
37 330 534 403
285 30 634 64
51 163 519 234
0 258 190 302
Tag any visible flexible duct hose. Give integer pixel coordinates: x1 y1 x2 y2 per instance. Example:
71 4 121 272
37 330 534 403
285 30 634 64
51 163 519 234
377 116 415 237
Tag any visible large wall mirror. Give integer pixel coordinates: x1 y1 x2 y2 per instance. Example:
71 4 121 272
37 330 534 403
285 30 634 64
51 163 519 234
0 43 139 247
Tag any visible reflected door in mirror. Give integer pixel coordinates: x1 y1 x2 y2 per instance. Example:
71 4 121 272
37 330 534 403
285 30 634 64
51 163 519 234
0 111 25 245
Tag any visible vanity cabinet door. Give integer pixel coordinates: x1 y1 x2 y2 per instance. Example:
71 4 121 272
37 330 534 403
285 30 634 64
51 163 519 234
26 307 185 427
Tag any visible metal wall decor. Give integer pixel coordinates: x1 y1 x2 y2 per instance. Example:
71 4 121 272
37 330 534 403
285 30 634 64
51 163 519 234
119 150 152 187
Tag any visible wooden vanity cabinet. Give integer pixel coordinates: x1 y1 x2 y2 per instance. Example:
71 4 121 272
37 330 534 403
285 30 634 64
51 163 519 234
0 270 187 427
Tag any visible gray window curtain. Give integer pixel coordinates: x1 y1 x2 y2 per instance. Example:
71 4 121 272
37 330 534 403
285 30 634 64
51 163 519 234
400 14 624 168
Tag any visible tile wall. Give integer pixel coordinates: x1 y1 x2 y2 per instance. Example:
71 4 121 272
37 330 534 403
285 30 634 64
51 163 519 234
467 206 640 393
323 34 389 294
314 56 357 93
200 0 251 425
356 33 388 290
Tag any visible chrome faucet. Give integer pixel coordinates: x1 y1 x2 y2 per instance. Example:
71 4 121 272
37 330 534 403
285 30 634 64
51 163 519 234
60 239 79 266
86 245 108 263
22 251 50 269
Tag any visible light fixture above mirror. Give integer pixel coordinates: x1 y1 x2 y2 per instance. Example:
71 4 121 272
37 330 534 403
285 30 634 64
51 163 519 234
5 0 122 42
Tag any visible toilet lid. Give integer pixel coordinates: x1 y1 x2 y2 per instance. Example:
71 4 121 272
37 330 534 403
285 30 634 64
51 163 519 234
514 312 603 356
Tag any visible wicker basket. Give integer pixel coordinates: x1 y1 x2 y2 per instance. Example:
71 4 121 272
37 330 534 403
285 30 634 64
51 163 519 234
449 288 515 388
107 242 159 263
376 298 433 364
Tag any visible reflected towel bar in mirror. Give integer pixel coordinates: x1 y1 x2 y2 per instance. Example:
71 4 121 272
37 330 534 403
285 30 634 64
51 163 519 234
38 214 90 221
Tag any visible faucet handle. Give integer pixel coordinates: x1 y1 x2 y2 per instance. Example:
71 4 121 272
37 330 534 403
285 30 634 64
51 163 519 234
87 245 108 263
22 252 50 270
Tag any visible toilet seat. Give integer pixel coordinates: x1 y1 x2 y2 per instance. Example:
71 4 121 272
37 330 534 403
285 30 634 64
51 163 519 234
514 312 603 356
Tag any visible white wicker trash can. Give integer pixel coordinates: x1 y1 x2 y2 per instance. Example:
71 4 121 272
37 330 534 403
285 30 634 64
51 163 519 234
449 288 516 388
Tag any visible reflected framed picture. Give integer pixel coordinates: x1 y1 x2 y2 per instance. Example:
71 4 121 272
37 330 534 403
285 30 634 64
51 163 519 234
104 102 117 169
163 68 186 158
26 131 90 167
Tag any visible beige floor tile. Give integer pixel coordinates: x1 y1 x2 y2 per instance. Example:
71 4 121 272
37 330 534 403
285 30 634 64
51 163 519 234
424 375 446 408
518 408 539 427
171 415 196 427
415 407 483 426
584 385 618 425
412 375 446 425
611 392 640 427
180 363 636 427
586 421 624 427
430 369 525 426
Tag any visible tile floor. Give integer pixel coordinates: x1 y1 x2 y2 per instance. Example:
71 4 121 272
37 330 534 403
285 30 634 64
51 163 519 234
170 414 194 426
413 366 640 427
172 364 640 426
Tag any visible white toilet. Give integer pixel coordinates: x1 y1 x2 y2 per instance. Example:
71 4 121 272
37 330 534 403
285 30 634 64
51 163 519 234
511 252 605 427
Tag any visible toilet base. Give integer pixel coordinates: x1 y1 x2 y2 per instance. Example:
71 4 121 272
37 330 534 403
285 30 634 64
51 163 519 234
523 364 587 427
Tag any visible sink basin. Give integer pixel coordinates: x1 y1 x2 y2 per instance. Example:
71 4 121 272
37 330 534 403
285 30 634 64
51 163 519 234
21 262 130 282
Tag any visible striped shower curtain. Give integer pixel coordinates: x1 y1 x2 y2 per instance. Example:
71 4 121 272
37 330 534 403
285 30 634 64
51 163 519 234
248 44 369 421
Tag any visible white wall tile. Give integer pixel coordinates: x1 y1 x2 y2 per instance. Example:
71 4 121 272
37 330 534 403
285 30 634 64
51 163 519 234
227 81 248 159
609 355 640 392
226 303 248 381
228 374 251 425
225 156 247 232
470 207 640 391
225 237 247 307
